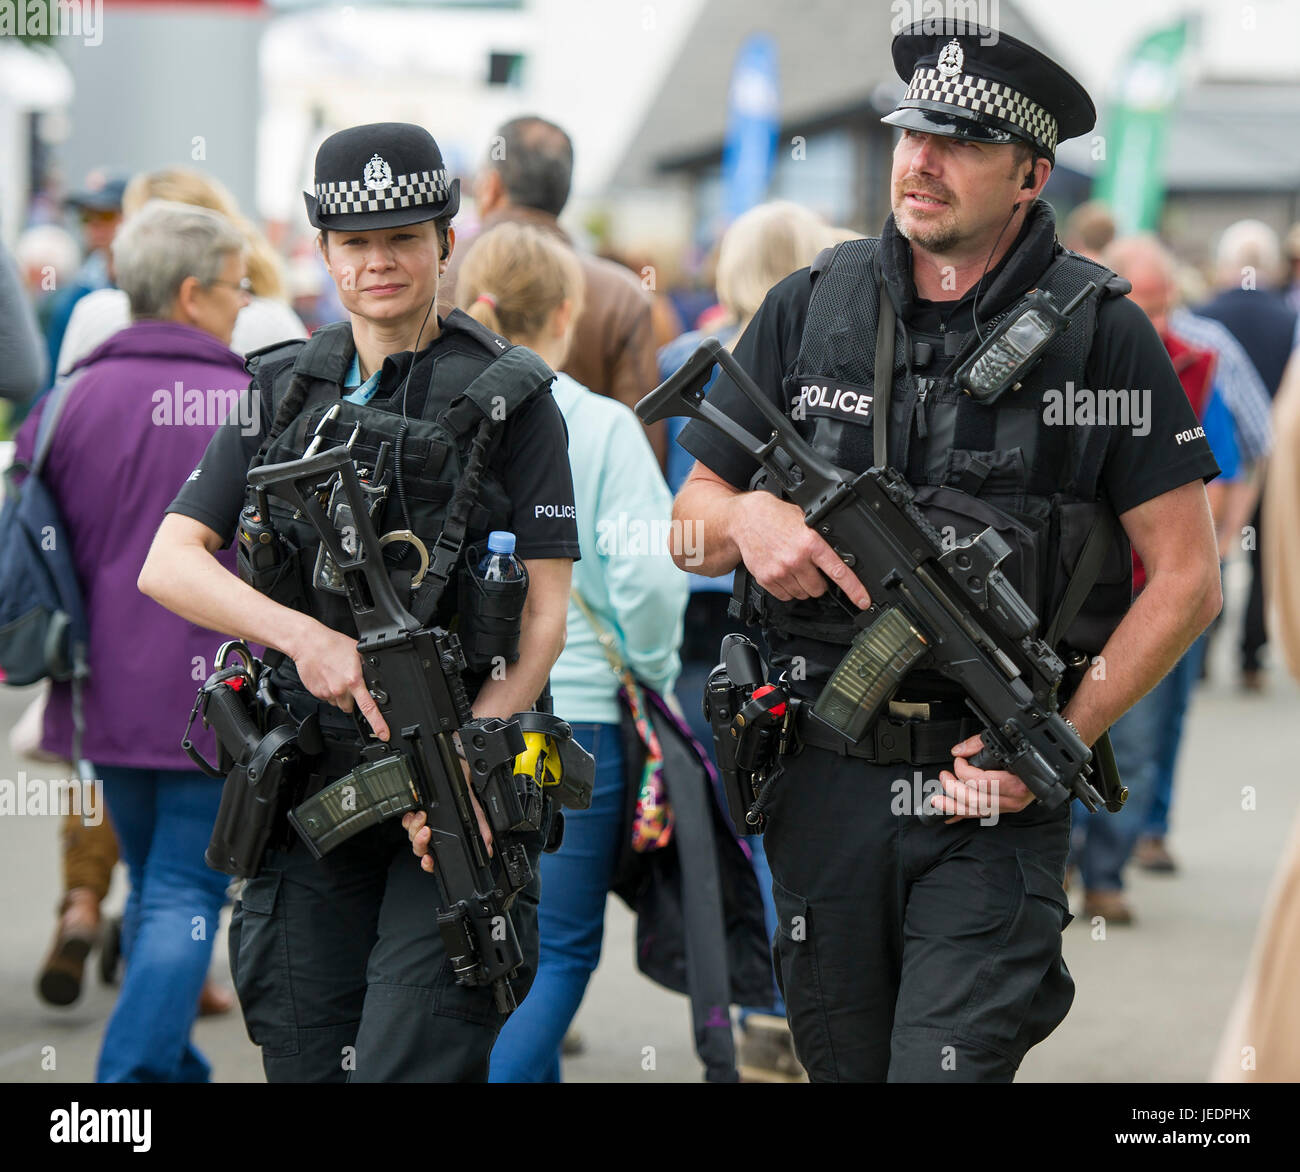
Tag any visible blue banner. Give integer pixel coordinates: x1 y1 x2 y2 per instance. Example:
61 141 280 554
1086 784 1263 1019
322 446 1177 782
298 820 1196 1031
721 33 780 224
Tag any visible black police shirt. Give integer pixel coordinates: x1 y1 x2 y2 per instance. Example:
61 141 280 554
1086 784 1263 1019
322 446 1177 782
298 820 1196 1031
679 257 1221 691
167 313 581 563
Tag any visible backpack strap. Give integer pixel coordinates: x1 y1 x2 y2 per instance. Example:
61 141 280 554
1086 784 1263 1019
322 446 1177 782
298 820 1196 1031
31 374 83 476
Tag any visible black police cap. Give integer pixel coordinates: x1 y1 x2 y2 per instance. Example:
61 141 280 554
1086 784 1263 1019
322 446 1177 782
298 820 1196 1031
881 24 1095 162
304 122 460 231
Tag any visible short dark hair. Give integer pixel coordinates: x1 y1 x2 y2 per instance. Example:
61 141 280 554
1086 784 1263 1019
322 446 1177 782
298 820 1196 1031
489 116 574 217
319 214 454 261
1010 139 1048 179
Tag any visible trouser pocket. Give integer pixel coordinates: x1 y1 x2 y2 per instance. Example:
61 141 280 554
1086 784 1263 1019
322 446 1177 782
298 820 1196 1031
770 877 836 1081
230 868 299 1057
953 847 1074 1063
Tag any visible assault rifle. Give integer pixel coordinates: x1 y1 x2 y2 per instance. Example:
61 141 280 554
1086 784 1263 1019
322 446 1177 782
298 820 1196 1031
247 444 593 1013
637 337 1103 813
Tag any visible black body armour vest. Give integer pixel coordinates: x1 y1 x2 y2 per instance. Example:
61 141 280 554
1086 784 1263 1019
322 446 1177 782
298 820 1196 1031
245 313 555 734
740 205 1133 673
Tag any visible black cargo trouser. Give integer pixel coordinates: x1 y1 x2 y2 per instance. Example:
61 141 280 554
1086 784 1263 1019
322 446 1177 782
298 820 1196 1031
229 812 544 1083
762 744 1074 1082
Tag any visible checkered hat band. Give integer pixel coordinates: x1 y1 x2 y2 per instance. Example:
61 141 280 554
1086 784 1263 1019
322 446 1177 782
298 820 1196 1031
315 169 450 215
903 67 1058 154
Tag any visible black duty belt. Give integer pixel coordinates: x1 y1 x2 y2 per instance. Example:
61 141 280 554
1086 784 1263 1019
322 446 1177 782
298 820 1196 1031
795 701 980 766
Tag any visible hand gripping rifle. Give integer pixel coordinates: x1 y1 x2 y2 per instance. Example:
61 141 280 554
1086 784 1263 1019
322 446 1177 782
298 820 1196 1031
247 444 593 1013
637 338 1103 813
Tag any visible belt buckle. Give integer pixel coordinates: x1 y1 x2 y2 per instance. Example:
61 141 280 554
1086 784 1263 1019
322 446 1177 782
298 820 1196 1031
873 714 915 765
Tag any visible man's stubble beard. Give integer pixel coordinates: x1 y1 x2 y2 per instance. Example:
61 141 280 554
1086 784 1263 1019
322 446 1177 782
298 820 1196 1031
894 208 963 255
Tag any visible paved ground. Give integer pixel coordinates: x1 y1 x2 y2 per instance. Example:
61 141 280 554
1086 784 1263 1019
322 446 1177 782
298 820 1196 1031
1 559 1293 1083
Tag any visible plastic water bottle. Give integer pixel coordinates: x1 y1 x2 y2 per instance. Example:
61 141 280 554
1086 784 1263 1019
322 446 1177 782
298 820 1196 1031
476 530 525 583
461 531 527 672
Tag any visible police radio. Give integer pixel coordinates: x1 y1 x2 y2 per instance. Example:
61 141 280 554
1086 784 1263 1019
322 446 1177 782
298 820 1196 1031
954 281 1098 405
236 486 286 593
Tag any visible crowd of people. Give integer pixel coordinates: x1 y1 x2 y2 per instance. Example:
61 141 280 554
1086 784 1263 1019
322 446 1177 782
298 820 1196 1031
3 89 1300 1084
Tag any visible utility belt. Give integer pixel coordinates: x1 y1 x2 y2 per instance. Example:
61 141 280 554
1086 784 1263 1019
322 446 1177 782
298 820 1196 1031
705 630 983 833
794 701 980 766
705 633 1126 834
186 642 577 878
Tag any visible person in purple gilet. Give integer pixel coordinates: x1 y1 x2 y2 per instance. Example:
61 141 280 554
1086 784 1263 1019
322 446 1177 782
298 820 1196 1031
14 200 253 1081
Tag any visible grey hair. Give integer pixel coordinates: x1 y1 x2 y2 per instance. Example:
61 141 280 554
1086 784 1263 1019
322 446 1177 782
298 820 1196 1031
1215 219 1283 288
111 199 246 319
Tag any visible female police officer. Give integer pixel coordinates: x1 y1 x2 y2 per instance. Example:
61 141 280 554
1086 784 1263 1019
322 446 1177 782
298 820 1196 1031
139 122 580 1082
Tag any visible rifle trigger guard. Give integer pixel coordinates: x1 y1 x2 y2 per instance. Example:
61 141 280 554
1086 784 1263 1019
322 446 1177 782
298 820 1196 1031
378 530 429 587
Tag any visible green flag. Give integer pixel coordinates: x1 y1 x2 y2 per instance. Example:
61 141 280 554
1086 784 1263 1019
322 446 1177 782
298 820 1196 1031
1093 21 1190 234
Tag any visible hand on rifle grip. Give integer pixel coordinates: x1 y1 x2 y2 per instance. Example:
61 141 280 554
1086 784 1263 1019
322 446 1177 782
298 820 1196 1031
402 762 494 874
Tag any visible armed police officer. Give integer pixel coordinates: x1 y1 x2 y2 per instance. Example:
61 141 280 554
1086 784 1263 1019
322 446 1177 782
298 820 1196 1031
671 25 1223 1081
140 123 581 1082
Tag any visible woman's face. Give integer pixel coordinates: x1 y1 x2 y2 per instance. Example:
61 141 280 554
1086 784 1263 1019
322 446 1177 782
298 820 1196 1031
180 249 248 346
322 221 451 334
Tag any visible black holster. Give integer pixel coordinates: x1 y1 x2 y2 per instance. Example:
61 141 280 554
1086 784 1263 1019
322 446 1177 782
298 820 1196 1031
183 643 318 878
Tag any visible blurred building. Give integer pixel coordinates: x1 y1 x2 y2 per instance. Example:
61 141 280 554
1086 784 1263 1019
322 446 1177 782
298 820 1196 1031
1144 83 1300 269
606 0 1085 246
0 41 72 243
56 1 264 220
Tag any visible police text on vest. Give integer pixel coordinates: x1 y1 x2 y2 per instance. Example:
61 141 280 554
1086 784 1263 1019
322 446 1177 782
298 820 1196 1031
792 383 874 420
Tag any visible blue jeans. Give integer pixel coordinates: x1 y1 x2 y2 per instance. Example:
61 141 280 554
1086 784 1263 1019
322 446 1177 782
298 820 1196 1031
489 722 627 1082
1141 634 1209 838
1071 634 1208 892
95 767 229 1082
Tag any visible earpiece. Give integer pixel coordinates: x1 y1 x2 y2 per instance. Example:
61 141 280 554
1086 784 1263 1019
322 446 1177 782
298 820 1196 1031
1021 170 1034 190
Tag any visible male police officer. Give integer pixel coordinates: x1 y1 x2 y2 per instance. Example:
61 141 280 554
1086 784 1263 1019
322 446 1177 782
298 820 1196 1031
140 123 580 1081
672 25 1223 1081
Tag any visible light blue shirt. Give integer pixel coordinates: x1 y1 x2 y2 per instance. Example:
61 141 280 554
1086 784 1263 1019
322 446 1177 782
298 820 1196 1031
547 372 688 723
342 353 382 404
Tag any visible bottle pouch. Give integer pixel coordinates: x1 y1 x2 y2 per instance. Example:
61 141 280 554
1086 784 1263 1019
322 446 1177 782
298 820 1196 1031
456 542 529 673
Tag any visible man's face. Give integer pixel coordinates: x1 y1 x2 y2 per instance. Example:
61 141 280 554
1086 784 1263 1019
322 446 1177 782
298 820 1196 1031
891 129 1029 257
80 207 122 255
1123 262 1174 337
322 221 451 331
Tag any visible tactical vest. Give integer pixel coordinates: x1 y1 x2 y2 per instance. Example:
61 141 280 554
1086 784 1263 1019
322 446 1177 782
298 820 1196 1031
244 313 555 728
739 234 1134 663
